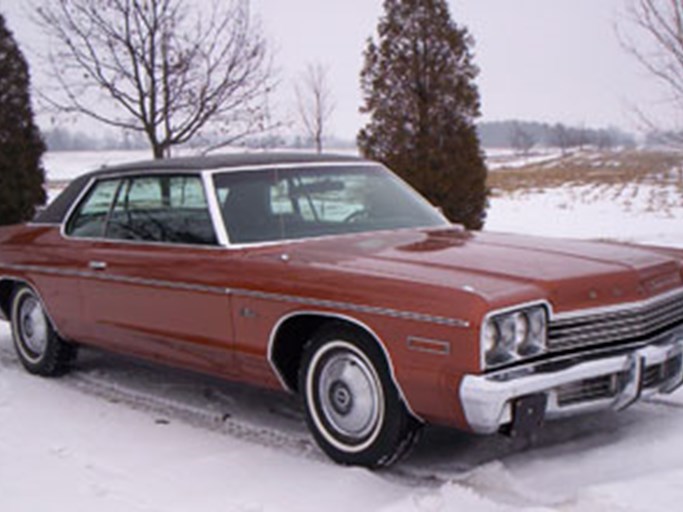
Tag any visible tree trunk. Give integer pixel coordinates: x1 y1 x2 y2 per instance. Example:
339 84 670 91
153 144 164 160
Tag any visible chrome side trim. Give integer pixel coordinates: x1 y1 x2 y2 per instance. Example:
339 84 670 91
221 225 454 251
27 221 61 227
234 288 469 328
267 310 423 421
0 264 229 296
58 233 228 251
407 336 451 355
0 263 468 328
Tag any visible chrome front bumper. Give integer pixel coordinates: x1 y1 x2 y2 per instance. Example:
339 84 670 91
460 336 683 434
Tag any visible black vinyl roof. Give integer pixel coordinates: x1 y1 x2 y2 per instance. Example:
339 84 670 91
84 152 364 178
34 152 368 225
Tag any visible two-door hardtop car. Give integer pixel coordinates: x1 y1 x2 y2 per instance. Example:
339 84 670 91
1 152 683 467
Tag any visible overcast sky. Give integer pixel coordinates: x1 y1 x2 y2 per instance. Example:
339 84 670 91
1 0 664 140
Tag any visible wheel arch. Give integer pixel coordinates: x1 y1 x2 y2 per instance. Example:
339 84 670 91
0 278 22 321
267 310 421 421
0 277 63 337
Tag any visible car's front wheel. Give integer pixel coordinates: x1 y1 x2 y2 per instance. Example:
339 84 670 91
10 285 76 376
299 324 420 467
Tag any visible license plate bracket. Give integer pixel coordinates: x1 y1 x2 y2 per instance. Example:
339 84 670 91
505 393 547 438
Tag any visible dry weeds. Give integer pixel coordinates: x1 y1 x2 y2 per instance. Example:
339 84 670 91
488 150 682 193
487 149 683 216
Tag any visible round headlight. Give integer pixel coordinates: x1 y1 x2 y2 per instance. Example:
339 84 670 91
528 308 546 342
483 321 499 353
513 312 529 348
498 315 516 350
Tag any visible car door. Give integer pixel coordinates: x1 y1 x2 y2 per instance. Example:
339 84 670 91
66 173 236 376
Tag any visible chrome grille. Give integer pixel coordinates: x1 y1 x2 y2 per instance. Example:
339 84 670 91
556 374 624 406
549 291 683 351
643 356 682 389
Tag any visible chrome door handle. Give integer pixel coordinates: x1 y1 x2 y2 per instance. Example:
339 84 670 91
89 261 108 271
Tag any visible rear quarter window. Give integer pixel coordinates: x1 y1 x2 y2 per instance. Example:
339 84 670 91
65 179 120 238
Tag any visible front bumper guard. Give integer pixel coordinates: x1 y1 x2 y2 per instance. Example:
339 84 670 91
460 337 683 434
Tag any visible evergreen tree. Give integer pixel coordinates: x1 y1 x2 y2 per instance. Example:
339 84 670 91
358 0 488 229
0 13 46 225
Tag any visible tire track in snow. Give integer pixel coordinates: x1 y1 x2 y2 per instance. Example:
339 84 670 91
5 336 683 502
0 341 446 488
68 369 456 488
0 342 321 460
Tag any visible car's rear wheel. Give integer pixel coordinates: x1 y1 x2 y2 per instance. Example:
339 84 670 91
299 323 420 467
10 285 76 376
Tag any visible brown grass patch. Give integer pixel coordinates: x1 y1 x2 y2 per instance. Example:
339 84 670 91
488 150 683 194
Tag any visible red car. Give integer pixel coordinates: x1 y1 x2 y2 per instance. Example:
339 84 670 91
1 153 683 467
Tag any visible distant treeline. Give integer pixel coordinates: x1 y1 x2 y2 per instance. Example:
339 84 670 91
43 127 149 151
44 121 640 153
477 121 637 152
42 127 358 153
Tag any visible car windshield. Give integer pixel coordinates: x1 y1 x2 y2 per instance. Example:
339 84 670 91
213 164 448 244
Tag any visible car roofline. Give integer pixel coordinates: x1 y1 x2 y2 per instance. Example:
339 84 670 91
34 152 370 225
78 152 367 181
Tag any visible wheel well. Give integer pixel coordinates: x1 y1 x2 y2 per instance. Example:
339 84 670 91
270 314 382 393
0 279 18 320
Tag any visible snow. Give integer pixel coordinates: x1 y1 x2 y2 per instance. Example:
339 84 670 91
485 149 563 171
43 149 153 182
486 182 683 249
4 149 683 511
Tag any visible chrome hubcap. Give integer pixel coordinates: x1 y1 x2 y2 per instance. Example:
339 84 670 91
318 350 381 440
20 297 48 357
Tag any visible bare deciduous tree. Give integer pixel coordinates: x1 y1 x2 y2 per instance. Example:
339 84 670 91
34 0 273 158
509 122 536 156
619 0 683 145
549 123 572 156
295 63 334 153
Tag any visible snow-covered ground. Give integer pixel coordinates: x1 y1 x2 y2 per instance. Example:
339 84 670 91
4 149 683 511
43 149 153 182
485 148 563 171
487 182 683 249
5 321 683 512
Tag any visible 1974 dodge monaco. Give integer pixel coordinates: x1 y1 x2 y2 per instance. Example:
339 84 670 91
1 153 683 467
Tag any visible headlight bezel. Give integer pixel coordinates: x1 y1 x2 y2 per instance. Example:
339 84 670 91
481 302 550 370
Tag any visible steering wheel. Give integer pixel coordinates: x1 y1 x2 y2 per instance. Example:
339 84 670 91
343 209 370 223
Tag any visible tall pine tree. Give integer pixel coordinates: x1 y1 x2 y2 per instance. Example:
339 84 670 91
358 0 488 229
0 13 46 225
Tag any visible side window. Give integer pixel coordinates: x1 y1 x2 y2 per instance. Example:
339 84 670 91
270 180 293 215
170 176 206 208
106 174 217 246
125 177 162 209
271 175 362 223
66 179 120 238
268 177 315 221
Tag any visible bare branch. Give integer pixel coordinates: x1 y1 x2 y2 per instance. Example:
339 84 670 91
619 0 683 143
32 0 274 158
295 62 335 153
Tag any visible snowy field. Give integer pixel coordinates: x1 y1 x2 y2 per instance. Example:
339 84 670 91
3 148 683 511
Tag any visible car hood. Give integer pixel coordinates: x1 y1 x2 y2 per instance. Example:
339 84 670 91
275 227 683 313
